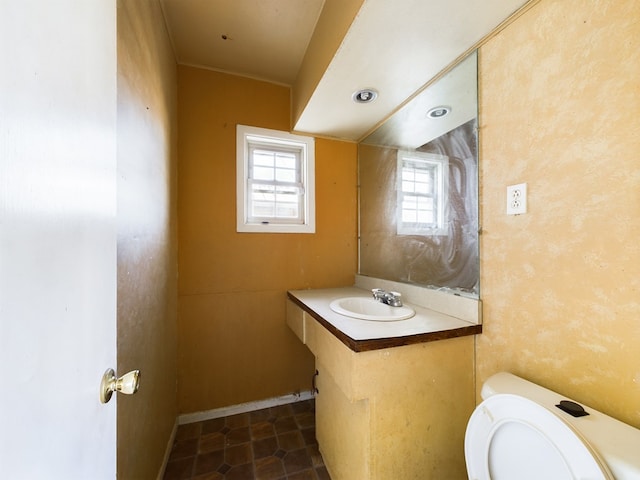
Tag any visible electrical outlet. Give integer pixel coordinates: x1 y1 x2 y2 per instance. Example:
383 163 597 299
506 183 527 215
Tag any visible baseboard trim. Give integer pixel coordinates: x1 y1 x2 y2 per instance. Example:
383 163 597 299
157 417 178 480
178 390 315 425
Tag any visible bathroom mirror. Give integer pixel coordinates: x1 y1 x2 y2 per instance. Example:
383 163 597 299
358 51 479 296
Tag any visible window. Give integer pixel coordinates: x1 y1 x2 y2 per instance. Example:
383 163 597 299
237 125 315 233
397 151 448 236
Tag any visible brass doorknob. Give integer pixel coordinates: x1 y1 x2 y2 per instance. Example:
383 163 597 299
100 368 140 404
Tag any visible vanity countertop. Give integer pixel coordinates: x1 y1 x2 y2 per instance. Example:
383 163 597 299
288 286 482 352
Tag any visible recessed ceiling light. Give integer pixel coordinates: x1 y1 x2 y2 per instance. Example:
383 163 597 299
427 106 451 118
352 89 378 104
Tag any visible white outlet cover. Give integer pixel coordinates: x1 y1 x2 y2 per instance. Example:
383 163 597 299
507 183 527 215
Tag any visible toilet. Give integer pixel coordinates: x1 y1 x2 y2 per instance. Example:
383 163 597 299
465 372 640 479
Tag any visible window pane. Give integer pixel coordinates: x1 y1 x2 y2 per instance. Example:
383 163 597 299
402 180 415 193
275 191 298 202
414 181 429 194
417 210 434 224
251 183 274 193
253 166 274 181
249 182 301 220
239 126 315 232
399 153 446 226
415 171 430 183
275 168 296 183
249 146 302 222
417 196 433 209
402 210 416 223
253 150 275 166
276 204 298 218
253 203 274 217
402 169 415 182
275 153 297 169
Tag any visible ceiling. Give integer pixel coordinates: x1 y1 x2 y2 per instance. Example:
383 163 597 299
361 51 478 150
161 0 534 142
160 0 325 86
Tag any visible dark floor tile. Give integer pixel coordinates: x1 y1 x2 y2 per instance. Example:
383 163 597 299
277 430 304 451
274 416 297 434
202 417 225 435
192 472 224 480
226 426 251 445
315 466 331 480
307 444 324 468
165 400 328 480
295 411 315 429
224 462 254 480
287 469 316 480
300 427 317 446
291 399 313 414
269 403 293 419
250 420 276 440
175 422 202 441
253 436 279 460
225 443 252 466
249 408 271 424
283 447 312 475
199 432 225 453
163 456 194 480
194 450 225 476
254 456 285 480
226 412 250 429
169 438 199 461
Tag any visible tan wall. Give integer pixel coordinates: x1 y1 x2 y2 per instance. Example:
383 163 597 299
477 0 640 428
177 66 358 413
117 1 178 478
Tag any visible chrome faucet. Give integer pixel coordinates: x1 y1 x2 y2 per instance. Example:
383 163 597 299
371 288 403 307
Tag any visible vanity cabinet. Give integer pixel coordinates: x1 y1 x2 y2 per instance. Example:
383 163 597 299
286 298 476 480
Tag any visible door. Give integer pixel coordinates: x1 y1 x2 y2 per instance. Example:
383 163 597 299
0 1 117 478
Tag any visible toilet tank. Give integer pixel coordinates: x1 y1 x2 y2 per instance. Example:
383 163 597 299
481 372 640 480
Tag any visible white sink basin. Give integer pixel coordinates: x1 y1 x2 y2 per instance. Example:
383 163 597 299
329 297 415 322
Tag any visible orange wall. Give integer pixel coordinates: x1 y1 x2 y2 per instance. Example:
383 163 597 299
177 66 358 413
117 0 178 477
477 0 640 428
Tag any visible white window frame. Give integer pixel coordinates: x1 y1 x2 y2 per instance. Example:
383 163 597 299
236 125 315 233
396 150 448 236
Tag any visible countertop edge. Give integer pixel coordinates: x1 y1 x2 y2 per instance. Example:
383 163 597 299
287 291 482 353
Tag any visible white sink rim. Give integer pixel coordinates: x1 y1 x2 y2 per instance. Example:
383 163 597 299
329 297 415 322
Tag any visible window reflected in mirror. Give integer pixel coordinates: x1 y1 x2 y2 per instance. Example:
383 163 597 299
359 52 479 296
397 150 448 236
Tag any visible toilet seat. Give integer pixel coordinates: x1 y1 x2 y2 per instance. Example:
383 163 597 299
465 393 613 480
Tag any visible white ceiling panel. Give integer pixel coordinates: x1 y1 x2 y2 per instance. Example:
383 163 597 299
161 0 534 140
293 0 533 141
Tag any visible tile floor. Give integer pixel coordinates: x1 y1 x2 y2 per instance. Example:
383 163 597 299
163 399 331 480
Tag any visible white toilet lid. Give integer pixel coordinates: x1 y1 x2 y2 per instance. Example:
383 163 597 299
465 394 613 480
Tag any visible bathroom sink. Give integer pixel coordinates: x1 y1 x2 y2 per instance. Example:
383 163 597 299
329 297 415 322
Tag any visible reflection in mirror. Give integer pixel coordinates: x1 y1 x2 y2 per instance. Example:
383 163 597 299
359 52 479 296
